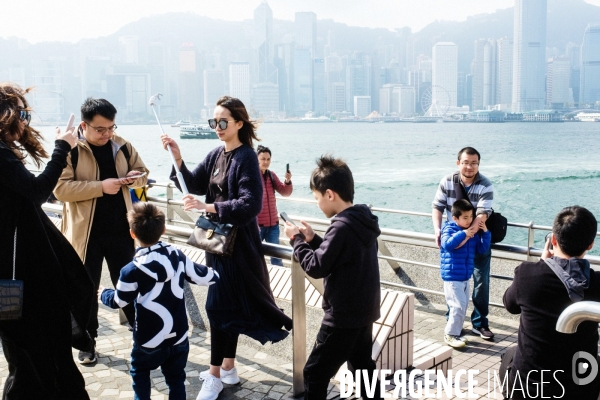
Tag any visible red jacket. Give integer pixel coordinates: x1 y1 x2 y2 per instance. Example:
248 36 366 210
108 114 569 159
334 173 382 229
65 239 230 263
257 170 293 227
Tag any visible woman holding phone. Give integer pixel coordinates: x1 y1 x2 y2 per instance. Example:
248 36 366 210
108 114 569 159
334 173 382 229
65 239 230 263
0 83 94 399
161 96 292 400
256 145 293 266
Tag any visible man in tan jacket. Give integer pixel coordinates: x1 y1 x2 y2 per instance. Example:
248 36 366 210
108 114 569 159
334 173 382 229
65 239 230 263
54 98 149 364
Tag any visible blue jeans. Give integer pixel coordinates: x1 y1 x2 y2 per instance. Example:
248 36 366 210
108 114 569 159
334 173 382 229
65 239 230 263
471 249 492 329
130 339 189 400
260 224 283 266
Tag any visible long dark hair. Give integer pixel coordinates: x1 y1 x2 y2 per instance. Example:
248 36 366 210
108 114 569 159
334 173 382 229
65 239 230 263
216 96 260 147
0 83 48 167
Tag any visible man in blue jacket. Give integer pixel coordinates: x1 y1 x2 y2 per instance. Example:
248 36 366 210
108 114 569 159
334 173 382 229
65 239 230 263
440 199 491 348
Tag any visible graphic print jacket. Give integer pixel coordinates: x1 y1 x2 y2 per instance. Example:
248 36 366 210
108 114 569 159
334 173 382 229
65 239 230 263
101 241 219 348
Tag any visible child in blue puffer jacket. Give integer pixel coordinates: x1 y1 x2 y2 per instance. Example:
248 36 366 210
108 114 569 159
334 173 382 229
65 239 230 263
440 199 491 348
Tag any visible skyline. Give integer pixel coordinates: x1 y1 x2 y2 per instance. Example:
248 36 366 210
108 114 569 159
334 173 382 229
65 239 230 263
7 0 599 44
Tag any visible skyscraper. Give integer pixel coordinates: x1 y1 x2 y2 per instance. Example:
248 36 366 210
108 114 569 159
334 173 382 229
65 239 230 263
345 52 371 111
178 43 202 119
512 0 547 112
472 39 488 110
579 23 600 106
293 46 312 115
229 62 251 106
204 69 225 108
546 56 571 108
432 42 458 108
313 59 326 114
495 37 513 110
254 2 277 84
295 12 317 56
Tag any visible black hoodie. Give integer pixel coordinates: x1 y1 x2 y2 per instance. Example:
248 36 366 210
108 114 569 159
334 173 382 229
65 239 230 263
291 204 381 328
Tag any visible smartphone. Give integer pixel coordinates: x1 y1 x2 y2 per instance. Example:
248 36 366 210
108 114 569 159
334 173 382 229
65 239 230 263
122 171 147 180
280 212 305 239
286 163 290 174
65 113 75 132
545 232 553 250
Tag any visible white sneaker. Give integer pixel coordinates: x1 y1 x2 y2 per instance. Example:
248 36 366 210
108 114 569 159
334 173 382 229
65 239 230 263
199 367 240 385
196 374 223 400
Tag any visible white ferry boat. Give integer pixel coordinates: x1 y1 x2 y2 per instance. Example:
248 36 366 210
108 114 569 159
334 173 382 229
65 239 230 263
180 124 218 139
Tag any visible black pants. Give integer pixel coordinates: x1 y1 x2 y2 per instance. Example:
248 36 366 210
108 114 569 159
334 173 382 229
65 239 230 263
1 311 89 399
210 322 239 366
304 323 381 400
499 346 517 399
84 229 135 338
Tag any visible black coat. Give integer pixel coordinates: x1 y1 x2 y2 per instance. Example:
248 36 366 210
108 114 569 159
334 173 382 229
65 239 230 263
503 259 600 399
172 145 292 344
0 140 94 351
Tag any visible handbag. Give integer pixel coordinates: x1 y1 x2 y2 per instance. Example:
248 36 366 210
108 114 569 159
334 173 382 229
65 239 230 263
187 214 238 257
453 173 507 243
0 228 24 320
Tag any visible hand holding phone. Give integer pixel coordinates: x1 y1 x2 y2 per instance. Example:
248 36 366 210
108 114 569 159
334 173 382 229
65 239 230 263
545 232 553 250
119 171 147 184
281 212 305 240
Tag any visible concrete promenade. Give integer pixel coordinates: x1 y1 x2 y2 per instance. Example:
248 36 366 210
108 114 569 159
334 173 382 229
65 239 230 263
0 301 519 400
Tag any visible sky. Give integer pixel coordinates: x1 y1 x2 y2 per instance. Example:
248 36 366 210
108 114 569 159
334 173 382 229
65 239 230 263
3 0 600 44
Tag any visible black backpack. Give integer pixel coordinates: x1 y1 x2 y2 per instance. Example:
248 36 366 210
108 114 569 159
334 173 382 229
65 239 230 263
453 173 507 243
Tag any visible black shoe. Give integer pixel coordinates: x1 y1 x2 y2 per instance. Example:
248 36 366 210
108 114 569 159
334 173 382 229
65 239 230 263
78 339 97 364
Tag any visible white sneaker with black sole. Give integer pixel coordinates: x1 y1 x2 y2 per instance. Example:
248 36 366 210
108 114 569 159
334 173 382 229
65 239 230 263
196 374 223 400
199 367 240 385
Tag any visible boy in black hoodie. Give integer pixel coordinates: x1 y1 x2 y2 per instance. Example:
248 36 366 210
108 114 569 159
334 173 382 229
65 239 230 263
284 155 382 400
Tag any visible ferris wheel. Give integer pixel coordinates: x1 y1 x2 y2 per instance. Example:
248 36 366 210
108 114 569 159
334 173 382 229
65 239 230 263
421 85 451 117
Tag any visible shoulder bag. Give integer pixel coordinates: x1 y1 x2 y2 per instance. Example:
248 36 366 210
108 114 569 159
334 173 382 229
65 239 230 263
453 173 507 243
187 214 238 257
0 228 24 320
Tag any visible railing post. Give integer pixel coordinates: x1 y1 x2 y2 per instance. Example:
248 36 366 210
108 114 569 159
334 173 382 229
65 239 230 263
527 221 535 261
166 185 174 222
291 255 306 398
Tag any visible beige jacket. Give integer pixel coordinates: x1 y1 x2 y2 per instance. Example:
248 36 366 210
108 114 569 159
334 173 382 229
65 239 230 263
54 134 149 262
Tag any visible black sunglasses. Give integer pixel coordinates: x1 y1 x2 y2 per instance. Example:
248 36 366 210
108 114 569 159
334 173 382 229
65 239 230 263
19 109 31 125
208 118 236 130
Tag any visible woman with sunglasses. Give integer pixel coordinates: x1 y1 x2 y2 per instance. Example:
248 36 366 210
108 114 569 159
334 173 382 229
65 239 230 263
0 83 94 398
161 96 292 400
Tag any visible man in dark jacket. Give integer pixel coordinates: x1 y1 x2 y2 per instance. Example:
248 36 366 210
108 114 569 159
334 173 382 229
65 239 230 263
501 206 600 399
284 155 382 400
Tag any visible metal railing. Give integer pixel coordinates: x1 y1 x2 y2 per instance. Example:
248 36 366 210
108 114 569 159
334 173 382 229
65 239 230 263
142 181 600 304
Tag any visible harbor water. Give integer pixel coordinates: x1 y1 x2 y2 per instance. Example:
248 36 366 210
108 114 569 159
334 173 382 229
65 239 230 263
38 121 600 253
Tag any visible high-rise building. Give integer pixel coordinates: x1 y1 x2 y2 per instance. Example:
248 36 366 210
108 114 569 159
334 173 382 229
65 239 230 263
31 58 65 122
353 96 371 117
472 39 487 110
579 23 600 106
293 46 312 115
546 56 571 108
566 42 581 104
254 2 277 84
295 12 317 56
119 36 139 65
472 39 497 110
512 0 547 112
432 42 458 107
327 82 345 112
397 86 416 116
274 42 294 113
105 64 152 118
313 59 326 114
345 52 371 111
229 62 251 106
204 69 225 108
252 82 279 117
379 84 395 114
495 37 513 110
178 43 202 119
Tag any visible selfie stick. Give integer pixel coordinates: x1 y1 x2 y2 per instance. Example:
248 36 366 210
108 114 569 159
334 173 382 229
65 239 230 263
148 94 189 195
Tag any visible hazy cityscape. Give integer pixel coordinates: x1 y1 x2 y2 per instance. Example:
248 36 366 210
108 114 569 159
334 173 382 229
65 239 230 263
1 0 599 124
